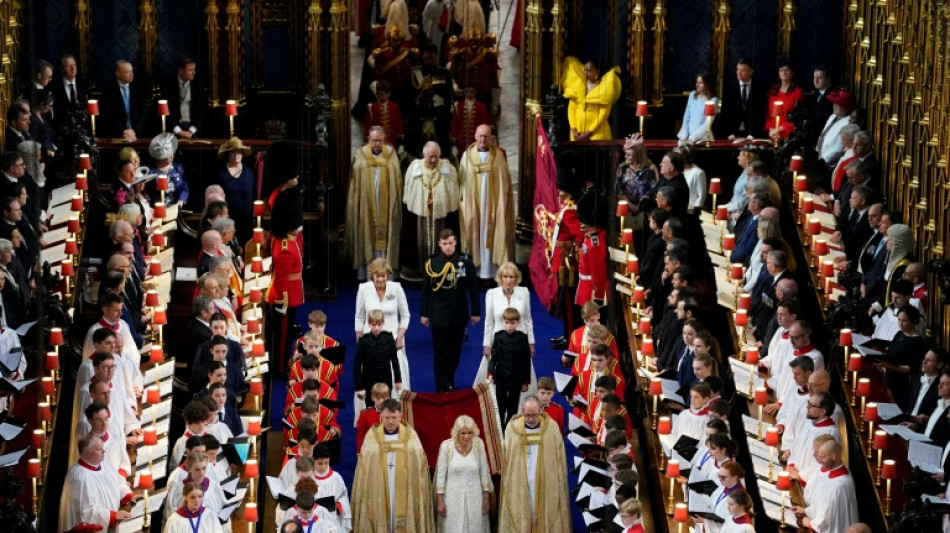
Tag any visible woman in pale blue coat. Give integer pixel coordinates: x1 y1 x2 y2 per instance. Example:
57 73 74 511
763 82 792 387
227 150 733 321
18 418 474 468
678 72 718 143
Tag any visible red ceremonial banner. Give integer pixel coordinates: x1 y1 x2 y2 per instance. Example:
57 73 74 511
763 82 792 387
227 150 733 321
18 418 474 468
529 115 561 310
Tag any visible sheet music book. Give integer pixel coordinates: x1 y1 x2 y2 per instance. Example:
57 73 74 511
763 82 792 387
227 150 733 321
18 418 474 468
687 492 724 522
880 424 933 442
128 489 168 518
908 440 944 474
568 413 591 433
216 500 241 524
588 490 609 510
660 379 685 405
0 345 23 374
0 416 27 440
554 372 578 396
572 393 589 407
567 432 593 450
874 402 904 421
851 332 883 357
135 440 169 467
0 377 35 394
116 516 144 533
575 481 595 505
141 399 172 422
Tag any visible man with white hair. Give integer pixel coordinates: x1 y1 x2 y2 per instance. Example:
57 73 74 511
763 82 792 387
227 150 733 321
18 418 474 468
59 434 137 532
792 439 857 532
198 229 223 277
0 238 27 327
403 141 460 273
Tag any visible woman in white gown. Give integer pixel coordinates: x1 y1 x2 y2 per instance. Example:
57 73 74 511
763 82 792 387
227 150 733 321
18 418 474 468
354 258 410 417
435 415 493 533
475 262 536 403
163 482 224 533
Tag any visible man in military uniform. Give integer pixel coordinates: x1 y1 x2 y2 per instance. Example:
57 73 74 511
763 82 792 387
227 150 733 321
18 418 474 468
448 28 500 114
267 227 304 373
548 153 584 348
420 228 481 392
409 44 454 156
575 188 609 307
370 26 421 112
363 80 405 146
449 85 491 160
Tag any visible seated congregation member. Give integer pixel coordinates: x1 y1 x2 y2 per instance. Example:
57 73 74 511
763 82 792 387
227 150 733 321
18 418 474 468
198 200 229 239
536 377 565 433
875 304 928 401
487 307 532 427
729 192 766 264
84 402 132 478
164 452 228 525
196 275 241 341
639 209 671 287
742 223 779 293
434 415 493 533
783 392 841 485
900 370 950 447
791 439 858 532
692 462 746 532
195 312 247 376
0 240 27 328
673 319 704 390
748 249 791 339
191 335 247 402
197 230 224 277
898 346 948 418
870 278 916 341
163 481 224 533
59 435 137 532
355 382 389 452
564 305 619 371
640 151 690 217
172 400 212 468
187 295 216 348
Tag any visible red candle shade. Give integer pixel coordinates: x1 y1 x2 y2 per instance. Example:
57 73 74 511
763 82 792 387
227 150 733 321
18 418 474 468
730 264 744 281
149 260 162 276
153 202 166 219
86 99 99 115
716 205 728 221
143 427 158 446
146 385 161 404
626 257 639 274
49 328 64 346
249 377 264 396
27 459 41 479
74 174 88 190
873 430 888 450
866 402 878 422
225 100 238 117
38 403 51 421
772 101 784 117
157 100 170 116
149 346 163 364
247 318 261 334
746 347 760 365
723 233 736 250
821 260 835 279
253 200 266 217
735 309 748 327
251 257 264 275
708 178 721 195
65 238 79 255
71 195 83 211
665 459 680 478
737 293 751 310
153 307 168 326
636 101 648 117
252 228 265 244
839 328 853 347
673 503 689 523
41 377 54 396
32 429 46 449
632 286 645 303
616 200 629 217
765 427 780 447
61 259 75 277
244 459 259 478
649 377 663 395
857 378 871 397
641 338 654 356
151 231 165 247
252 339 265 358
789 155 803 172
138 471 154 490
849 353 863 372
46 352 60 371
808 218 821 236
78 153 92 170
754 387 768 405
881 459 896 479
795 175 808 192
657 416 672 435
704 101 717 117
156 175 169 192
243 502 258 523
67 217 81 234
776 471 791 491
621 229 634 246
639 317 651 334
802 197 814 214
247 419 262 436
814 239 829 257
145 290 159 307
249 287 263 304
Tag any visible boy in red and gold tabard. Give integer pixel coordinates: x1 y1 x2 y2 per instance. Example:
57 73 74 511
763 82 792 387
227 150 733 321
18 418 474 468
291 310 342 386
285 361 337 413
536 377 565 434
564 306 619 374
285 396 340 449
574 345 627 423
355 382 390 453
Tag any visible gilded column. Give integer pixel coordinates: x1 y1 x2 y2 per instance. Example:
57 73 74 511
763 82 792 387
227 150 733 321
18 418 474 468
75 0 92 83
226 0 243 101
251 0 263 88
651 0 666 106
520 0 543 224
777 0 795 58
329 0 351 192
712 0 730 101
550 0 563 85
627 0 647 101
307 0 324 93
139 0 158 94
205 0 220 105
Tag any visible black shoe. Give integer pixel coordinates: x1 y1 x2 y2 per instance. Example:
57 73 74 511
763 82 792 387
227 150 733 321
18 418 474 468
549 335 567 345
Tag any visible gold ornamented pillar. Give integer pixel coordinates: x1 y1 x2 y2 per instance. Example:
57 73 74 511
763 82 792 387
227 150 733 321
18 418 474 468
139 0 158 94
74 0 92 84
519 0 544 225
550 0 563 86
205 0 220 105
627 0 647 101
651 0 666 106
251 0 263 88
777 0 795 58
712 0 730 101
329 0 350 192
226 0 243 101
307 0 324 93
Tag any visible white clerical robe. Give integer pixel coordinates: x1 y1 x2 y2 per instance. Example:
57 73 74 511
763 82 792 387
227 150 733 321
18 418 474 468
77 376 140 436
786 418 840 484
315 469 353 533
280 508 337 533
162 508 224 533
164 476 228 524
675 405 710 442
385 431 399 531
524 425 540 519
774 347 824 401
93 430 133 478
774 385 809 435
59 459 132 532
763 329 792 387
82 319 141 368
78 352 141 410
802 465 858 532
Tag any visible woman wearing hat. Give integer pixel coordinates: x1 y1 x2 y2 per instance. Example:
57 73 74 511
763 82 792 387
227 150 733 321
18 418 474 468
816 88 855 172
217 137 255 243
149 132 188 207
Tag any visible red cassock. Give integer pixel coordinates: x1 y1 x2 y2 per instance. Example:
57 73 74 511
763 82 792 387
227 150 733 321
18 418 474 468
450 50 500 103
363 101 405 139
283 380 337 414
543 402 565 434
591 403 633 443
284 404 340 445
267 238 304 306
575 229 608 306
569 325 619 376
449 99 491 154
572 359 626 424
355 407 382 453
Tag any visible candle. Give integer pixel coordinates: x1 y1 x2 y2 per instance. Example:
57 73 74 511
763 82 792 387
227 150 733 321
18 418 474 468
821 260 835 279
61 259 75 277
247 318 261 334
839 329 853 347
616 200 629 217
145 290 159 307
795 175 808 192
153 307 168 326
715 205 728 221
814 239 829 257
157 100 170 116
872 430 888 450
49 328 64 346
708 178 721 195
865 402 878 422
253 200 266 217
649 378 663 395
252 339 265 358
249 287 263 304
143 427 158 446
65 238 79 255
632 286 645 303
772 101 784 117
243 502 258 523
673 503 689 523
665 459 680 478
638 317 651 334
848 353 863 372
151 231 165 247
27 459 41 478
621 229 634 246
641 338 654 356
737 293 751 310
735 309 748 327
881 459 896 479
146 385 161 404
38 403 51 421
71 195 83 211
249 378 264 396
149 346 163 364
251 257 264 274
657 416 672 435
776 471 791 491
153 202 166 219
75 174 88 190
156 175 169 191
730 263 744 280
32 429 46 449
746 347 759 365
149 260 162 276
244 459 260 478
626 257 639 274
252 227 265 244
225 100 238 116
247 419 262 436
86 100 99 115
67 217 80 234
723 233 736 250
789 155 803 172
138 471 154 490
857 378 871 397
636 101 648 117
78 153 92 170
765 427 780 446
704 101 716 116
46 352 60 371
754 387 768 405
808 218 821 236
802 197 814 214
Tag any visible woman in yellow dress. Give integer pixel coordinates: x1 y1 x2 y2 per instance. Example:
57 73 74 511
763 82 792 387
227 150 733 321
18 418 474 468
561 57 622 141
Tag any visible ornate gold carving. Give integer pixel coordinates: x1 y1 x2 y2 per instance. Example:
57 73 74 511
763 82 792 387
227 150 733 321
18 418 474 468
778 0 795 58
139 0 158 93
307 0 324 93
74 0 92 83
651 0 666 106
205 0 220 105
226 0 243 100
712 0 730 101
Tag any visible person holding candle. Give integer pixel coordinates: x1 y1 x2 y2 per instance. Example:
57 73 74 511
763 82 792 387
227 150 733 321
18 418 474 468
677 72 718 144
719 489 756 532
791 439 857 533
163 481 224 533
59 434 138 532
148 132 188 207
216 137 255 243
764 61 802 140
164 452 228 526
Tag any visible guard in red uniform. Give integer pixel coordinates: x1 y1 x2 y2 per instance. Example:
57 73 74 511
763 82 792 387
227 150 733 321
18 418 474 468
449 86 491 156
549 153 584 348
363 80 405 143
267 228 304 373
575 189 608 307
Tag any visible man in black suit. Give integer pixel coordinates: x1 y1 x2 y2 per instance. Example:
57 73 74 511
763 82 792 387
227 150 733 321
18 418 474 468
751 249 792 340
902 370 950 448
900 347 948 418
99 59 147 141
850 131 882 194
4 106 32 152
187 296 216 348
0 239 26 328
51 54 89 124
161 55 205 139
805 66 834 142
718 58 768 139
834 185 874 262
843 203 884 274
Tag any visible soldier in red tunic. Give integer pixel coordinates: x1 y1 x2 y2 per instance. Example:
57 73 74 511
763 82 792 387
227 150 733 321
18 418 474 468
447 28 500 114
267 227 304 372
575 188 608 307
363 80 405 144
370 26 421 111
449 85 491 158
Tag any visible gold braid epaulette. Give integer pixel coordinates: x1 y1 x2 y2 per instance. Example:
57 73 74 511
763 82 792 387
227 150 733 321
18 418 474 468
425 258 456 291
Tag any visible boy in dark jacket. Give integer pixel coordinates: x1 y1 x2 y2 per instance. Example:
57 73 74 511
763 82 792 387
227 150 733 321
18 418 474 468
354 310 401 402
487 307 532 428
